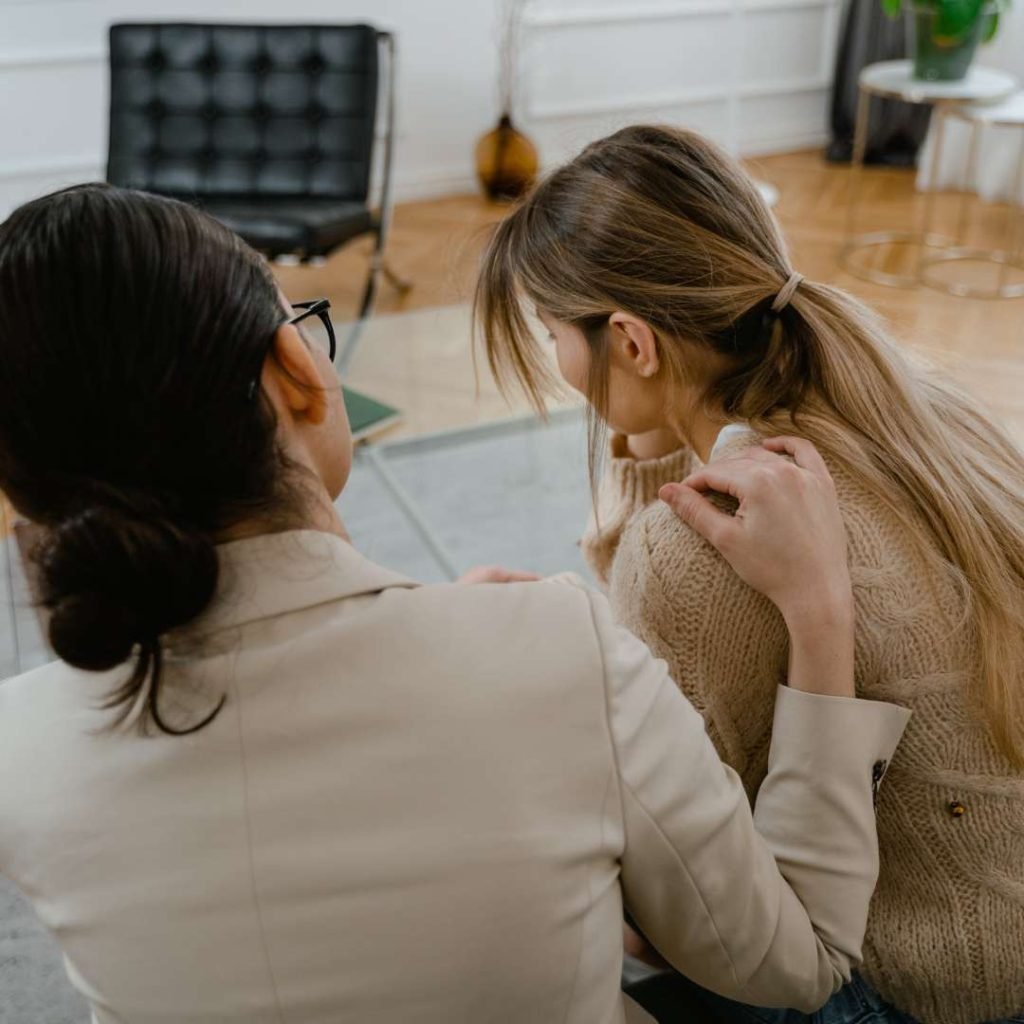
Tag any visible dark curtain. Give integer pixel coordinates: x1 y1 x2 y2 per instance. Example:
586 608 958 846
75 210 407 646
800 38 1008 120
827 0 931 165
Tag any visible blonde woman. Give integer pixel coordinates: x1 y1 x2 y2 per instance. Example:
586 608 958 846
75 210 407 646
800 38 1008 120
476 126 1024 1024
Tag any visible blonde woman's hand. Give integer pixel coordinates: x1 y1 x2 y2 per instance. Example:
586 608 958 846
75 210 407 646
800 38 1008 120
660 437 854 696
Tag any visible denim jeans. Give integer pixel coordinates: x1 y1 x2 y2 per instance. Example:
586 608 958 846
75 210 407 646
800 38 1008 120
624 970 1024 1024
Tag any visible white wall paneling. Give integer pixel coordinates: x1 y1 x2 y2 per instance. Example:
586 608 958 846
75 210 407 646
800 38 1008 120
983 1 1024 79
521 0 842 167
0 0 842 219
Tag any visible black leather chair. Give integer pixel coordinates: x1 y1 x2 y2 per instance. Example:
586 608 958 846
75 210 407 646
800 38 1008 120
107 22 408 369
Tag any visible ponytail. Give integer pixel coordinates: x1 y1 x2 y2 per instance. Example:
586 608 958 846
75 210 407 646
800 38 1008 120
748 282 1024 766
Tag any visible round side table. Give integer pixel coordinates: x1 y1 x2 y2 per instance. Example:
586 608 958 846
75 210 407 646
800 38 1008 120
919 92 1024 299
841 60 1018 288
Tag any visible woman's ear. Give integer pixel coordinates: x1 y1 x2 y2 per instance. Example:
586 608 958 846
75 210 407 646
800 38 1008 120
262 324 330 425
608 311 660 379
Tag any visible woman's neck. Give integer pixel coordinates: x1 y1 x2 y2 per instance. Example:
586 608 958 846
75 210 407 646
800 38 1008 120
688 416 729 464
218 487 350 546
668 403 731 464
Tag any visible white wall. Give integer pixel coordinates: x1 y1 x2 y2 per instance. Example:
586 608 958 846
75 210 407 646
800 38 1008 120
0 0 842 218
981 0 1024 78
522 0 842 168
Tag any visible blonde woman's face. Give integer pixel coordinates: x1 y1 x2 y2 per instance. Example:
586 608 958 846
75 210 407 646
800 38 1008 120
539 311 682 436
540 312 590 395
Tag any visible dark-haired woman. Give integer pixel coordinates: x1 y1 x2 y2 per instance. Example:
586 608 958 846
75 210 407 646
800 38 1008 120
0 184 907 1024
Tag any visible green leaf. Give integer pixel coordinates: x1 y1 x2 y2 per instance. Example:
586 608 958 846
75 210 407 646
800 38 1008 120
981 8 1001 41
880 0 903 17
933 0 986 40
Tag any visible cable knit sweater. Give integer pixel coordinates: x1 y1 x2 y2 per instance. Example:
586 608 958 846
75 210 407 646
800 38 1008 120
583 430 1024 1024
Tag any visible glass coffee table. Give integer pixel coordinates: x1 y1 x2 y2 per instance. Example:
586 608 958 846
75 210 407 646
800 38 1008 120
339 303 586 581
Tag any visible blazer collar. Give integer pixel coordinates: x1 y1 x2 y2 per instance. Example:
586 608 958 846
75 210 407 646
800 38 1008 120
194 529 419 636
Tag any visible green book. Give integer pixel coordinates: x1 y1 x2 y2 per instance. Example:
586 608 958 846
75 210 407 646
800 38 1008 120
343 386 403 442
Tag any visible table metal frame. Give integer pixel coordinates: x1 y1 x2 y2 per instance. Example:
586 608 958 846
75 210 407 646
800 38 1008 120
841 61 1018 290
355 407 585 583
918 105 1024 300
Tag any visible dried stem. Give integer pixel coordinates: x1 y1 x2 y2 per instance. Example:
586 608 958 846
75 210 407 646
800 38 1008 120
498 0 528 116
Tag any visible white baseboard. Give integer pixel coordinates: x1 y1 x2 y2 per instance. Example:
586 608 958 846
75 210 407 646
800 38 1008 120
739 130 831 157
394 133 832 205
391 169 479 203
0 154 102 182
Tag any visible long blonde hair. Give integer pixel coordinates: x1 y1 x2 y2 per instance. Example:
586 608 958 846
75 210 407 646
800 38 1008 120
475 124 1024 766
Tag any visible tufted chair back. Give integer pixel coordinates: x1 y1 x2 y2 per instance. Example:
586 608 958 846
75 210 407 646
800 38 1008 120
107 23 379 203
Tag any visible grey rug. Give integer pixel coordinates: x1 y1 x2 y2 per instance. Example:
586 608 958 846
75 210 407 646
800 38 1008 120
0 411 597 1022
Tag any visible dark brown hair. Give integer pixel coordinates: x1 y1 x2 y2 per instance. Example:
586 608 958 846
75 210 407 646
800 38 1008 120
0 184 295 733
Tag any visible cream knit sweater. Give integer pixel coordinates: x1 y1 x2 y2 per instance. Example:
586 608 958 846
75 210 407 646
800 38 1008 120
584 431 1024 1024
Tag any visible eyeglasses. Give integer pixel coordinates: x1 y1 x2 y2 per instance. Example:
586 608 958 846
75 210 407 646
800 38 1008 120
288 298 336 363
247 297 336 401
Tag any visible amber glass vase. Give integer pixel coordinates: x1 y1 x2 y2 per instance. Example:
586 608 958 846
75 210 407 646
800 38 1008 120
475 114 539 202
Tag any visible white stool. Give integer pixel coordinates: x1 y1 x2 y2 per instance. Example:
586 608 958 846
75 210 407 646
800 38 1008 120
920 91 1024 299
841 60 1018 287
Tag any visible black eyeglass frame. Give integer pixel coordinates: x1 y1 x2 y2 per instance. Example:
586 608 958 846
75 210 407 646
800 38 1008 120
247 298 336 401
288 299 336 363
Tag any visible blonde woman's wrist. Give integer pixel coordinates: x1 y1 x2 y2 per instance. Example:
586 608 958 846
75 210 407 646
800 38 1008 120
781 583 854 634
782 589 856 698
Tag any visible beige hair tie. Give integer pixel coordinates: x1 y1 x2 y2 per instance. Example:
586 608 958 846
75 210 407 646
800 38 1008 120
771 271 804 313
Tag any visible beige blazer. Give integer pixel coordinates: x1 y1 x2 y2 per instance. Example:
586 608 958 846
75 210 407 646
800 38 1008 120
0 530 909 1024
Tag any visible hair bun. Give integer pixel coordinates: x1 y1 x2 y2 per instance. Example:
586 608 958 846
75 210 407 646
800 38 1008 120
38 505 218 672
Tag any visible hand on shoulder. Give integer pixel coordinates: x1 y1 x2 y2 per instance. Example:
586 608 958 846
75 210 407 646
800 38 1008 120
659 437 855 697
659 437 850 626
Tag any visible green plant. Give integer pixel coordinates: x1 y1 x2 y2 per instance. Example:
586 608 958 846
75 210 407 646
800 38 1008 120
881 0 1011 43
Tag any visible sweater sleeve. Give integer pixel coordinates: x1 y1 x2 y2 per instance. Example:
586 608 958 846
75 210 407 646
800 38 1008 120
582 434 697 585
609 499 790 796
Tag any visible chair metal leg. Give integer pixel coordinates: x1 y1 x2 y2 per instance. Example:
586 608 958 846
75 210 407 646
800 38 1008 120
382 260 413 294
335 33 414 374
337 251 383 374
336 249 414 374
